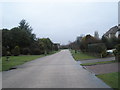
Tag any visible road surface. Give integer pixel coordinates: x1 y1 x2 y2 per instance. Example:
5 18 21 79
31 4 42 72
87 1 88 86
3 50 110 88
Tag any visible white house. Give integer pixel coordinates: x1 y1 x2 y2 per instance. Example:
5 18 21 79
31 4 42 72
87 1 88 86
103 25 120 38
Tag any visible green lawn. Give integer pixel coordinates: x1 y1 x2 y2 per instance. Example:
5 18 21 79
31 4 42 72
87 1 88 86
2 55 44 71
96 72 119 90
71 50 96 60
1 50 60 71
80 60 116 66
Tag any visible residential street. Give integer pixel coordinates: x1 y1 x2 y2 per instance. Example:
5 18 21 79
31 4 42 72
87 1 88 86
3 50 110 88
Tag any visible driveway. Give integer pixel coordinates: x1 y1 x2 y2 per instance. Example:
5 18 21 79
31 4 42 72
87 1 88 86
85 63 119 75
2 50 110 88
80 57 115 64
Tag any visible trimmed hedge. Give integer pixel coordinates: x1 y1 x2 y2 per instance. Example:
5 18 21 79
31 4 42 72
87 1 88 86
88 43 107 57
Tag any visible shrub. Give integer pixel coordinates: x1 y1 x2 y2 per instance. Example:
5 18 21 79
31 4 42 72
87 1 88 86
113 44 120 62
0 44 1 56
30 48 44 55
13 46 20 56
32 48 41 55
88 43 107 57
22 48 31 55
2 46 7 56
6 51 11 56
101 50 108 58
115 44 120 52
80 35 101 52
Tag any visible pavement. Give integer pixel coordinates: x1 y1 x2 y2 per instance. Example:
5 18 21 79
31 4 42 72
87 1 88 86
85 63 119 75
80 57 115 64
2 50 111 88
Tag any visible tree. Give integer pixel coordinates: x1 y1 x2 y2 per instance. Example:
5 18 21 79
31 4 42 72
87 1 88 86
113 44 120 62
75 36 83 50
22 48 31 55
10 27 32 49
2 46 7 56
13 46 20 56
19 19 32 33
2 19 55 56
19 19 35 41
102 36 109 49
68 36 83 51
109 37 118 49
80 34 101 52
102 36 118 49
2 19 37 55
38 38 53 54
2 29 11 49
0 44 1 56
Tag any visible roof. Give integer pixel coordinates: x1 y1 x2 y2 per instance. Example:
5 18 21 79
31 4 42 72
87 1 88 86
103 25 119 36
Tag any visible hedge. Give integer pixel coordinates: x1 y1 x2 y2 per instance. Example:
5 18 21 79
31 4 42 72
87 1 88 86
88 43 107 57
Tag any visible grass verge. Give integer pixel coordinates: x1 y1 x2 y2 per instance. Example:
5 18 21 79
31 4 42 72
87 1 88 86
80 60 116 66
96 72 119 90
2 55 44 71
1 50 60 71
70 50 96 60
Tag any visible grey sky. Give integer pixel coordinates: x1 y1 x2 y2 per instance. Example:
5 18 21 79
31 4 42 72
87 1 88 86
2 2 118 45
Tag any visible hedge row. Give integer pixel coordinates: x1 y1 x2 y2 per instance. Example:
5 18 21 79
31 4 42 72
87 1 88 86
88 43 107 57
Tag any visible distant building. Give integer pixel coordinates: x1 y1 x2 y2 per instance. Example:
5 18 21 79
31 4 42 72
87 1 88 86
94 31 99 39
117 25 120 38
103 25 120 38
53 43 60 50
76 36 82 42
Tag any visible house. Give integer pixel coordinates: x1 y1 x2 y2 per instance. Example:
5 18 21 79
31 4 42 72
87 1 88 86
103 25 120 38
117 25 120 37
53 43 60 50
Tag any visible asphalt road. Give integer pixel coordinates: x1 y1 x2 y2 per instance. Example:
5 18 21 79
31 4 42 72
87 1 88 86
3 50 110 88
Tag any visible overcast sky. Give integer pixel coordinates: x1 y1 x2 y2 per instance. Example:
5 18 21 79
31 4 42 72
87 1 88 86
1 1 118 45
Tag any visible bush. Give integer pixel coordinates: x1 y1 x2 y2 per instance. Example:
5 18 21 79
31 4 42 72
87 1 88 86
22 48 31 55
115 44 120 52
2 46 7 56
0 44 1 56
113 44 120 62
13 46 20 56
6 51 11 56
30 48 44 55
32 48 41 55
88 43 107 57
101 50 108 58
79 35 101 52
